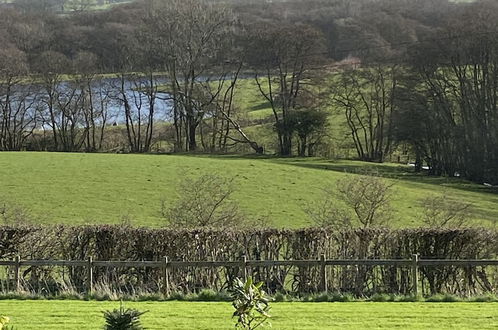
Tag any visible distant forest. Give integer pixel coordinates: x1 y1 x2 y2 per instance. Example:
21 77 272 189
1 0 487 68
0 0 497 184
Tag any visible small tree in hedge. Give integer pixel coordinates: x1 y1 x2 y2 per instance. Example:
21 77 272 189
421 192 473 228
231 277 271 330
306 169 395 228
163 173 244 228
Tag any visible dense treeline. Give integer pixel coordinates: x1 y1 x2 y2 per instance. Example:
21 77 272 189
0 0 496 183
1 226 497 295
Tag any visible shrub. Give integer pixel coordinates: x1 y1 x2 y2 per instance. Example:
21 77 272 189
306 169 395 228
272 292 287 302
103 302 147 330
167 292 187 301
425 294 461 303
313 293 330 302
162 174 244 228
370 293 391 302
337 293 355 302
231 277 271 330
471 294 498 302
421 192 473 228
197 289 231 302
309 293 355 302
0 316 10 330
397 295 423 302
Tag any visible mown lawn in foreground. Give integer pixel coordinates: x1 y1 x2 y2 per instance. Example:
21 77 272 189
1 300 497 329
0 152 496 227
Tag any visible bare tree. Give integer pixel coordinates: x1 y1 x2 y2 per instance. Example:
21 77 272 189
244 22 326 156
406 1 498 183
111 73 158 153
73 51 111 152
146 0 235 152
104 21 159 153
306 170 395 228
304 187 352 231
162 174 244 228
34 51 70 151
200 63 263 153
0 47 38 151
333 65 399 163
421 192 473 228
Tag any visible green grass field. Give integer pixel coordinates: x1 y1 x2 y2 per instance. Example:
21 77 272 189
1 300 496 329
0 152 496 227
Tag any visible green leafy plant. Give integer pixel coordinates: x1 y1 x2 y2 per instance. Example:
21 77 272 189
103 302 147 330
231 277 271 330
0 316 12 330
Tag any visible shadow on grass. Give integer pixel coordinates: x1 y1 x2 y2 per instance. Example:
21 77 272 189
163 152 280 160
273 159 498 196
149 153 498 196
249 101 272 111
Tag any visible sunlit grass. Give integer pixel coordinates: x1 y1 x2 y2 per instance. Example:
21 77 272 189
0 300 496 329
0 152 496 227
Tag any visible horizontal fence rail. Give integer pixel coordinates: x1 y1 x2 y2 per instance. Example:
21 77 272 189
2 255 498 295
3 258 498 268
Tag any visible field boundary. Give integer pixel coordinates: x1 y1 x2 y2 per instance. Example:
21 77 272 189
2 255 498 295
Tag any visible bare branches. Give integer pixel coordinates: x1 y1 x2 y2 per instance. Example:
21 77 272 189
332 65 399 163
421 192 473 228
0 200 32 226
304 191 352 231
244 22 326 155
306 170 395 229
147 0 235 152
162 174 244 229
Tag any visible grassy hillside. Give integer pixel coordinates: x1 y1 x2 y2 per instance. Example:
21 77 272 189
0 152 496 227
1 300 496 329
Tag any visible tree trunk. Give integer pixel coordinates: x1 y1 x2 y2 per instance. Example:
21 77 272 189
188 120 197 151
299 136 307 157
281 132 292 156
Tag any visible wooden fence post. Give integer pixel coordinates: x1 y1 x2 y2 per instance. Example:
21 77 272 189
5 262 8 293
14 255 21 292
242 256 248 281
163 256 170 296
87 256 93 295
412 254 419 296
320 254 328 293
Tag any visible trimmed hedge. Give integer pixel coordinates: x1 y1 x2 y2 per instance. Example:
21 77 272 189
0 226 497 296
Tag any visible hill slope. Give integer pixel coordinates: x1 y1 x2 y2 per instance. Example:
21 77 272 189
0 152 496 227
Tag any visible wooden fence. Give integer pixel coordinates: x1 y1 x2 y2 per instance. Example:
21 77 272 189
2 255 498 295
